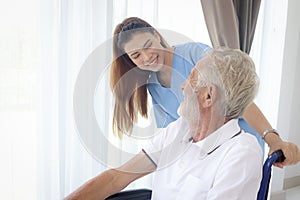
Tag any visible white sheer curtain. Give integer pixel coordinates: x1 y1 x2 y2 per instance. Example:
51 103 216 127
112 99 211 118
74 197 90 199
38 0 112 199
0 0 39 199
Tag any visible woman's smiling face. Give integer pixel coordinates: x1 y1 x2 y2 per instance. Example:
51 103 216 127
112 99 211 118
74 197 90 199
123 31 166 72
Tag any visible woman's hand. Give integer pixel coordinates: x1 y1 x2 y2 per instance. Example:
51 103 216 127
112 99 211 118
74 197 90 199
267 137 300 168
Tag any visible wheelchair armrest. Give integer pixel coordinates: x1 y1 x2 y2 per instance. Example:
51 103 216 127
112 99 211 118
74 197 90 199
105 189 152 200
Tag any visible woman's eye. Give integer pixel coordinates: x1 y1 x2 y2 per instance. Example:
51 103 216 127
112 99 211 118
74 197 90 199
133 54 140 59
146 42 152 48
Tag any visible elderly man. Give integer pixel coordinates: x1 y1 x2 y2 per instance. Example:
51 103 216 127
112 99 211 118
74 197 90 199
65 48 262 200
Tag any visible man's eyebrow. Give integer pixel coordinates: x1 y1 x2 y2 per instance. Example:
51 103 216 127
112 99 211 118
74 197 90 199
129 39 151 57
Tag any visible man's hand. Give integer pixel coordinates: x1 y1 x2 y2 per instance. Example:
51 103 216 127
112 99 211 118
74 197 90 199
268 140 300 168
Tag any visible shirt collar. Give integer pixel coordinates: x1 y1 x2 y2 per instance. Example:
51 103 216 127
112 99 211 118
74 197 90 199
190 119 241 158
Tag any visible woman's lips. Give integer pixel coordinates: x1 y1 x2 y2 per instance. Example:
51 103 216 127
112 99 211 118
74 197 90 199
149 56 158 65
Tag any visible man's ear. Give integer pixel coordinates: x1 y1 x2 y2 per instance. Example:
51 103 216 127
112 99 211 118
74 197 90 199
201 86 216 108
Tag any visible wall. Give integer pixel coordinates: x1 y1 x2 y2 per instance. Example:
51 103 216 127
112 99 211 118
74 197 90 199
266 0 300 195
277 0 300 189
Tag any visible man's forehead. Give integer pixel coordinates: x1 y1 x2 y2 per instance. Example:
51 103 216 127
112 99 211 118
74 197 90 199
196 56 210 70
190 58 206 76
190 67 199 79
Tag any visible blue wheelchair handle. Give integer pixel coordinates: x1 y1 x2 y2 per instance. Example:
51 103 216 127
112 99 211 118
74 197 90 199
273 149 286 163
257 149 286 200
264 150 286 172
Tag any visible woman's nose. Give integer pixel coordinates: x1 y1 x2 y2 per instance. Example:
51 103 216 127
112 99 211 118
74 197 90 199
141 51 152 65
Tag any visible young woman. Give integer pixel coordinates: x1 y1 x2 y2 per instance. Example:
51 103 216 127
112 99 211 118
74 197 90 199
110 17 299 167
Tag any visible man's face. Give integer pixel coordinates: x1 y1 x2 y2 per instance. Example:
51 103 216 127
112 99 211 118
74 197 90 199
178 65 201 124
178 58 211 125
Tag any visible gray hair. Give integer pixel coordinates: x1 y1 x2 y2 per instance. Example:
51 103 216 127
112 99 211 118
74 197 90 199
197 47 259 119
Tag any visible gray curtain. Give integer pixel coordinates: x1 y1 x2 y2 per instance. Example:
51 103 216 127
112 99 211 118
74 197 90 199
201 0 261 54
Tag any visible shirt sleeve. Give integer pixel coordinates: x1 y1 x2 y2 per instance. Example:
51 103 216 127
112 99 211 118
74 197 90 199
206 145 263 200
142 118 186 165
142 127 167 165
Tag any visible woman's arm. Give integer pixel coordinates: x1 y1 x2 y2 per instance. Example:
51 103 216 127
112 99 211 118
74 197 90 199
243 102 300 167
64 151 156 200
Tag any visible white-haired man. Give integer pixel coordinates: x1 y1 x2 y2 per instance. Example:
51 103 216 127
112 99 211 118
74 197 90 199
66 48 262 200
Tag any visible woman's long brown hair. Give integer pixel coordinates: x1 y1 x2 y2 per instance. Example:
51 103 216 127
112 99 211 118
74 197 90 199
110 17 169 137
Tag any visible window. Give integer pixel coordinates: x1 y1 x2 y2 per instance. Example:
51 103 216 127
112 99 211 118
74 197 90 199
0 0 38 199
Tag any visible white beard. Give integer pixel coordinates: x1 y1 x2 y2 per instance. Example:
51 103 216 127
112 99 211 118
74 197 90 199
178 92 200 125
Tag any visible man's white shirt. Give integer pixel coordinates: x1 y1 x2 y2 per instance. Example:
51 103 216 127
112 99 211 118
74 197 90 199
143 117 263 200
